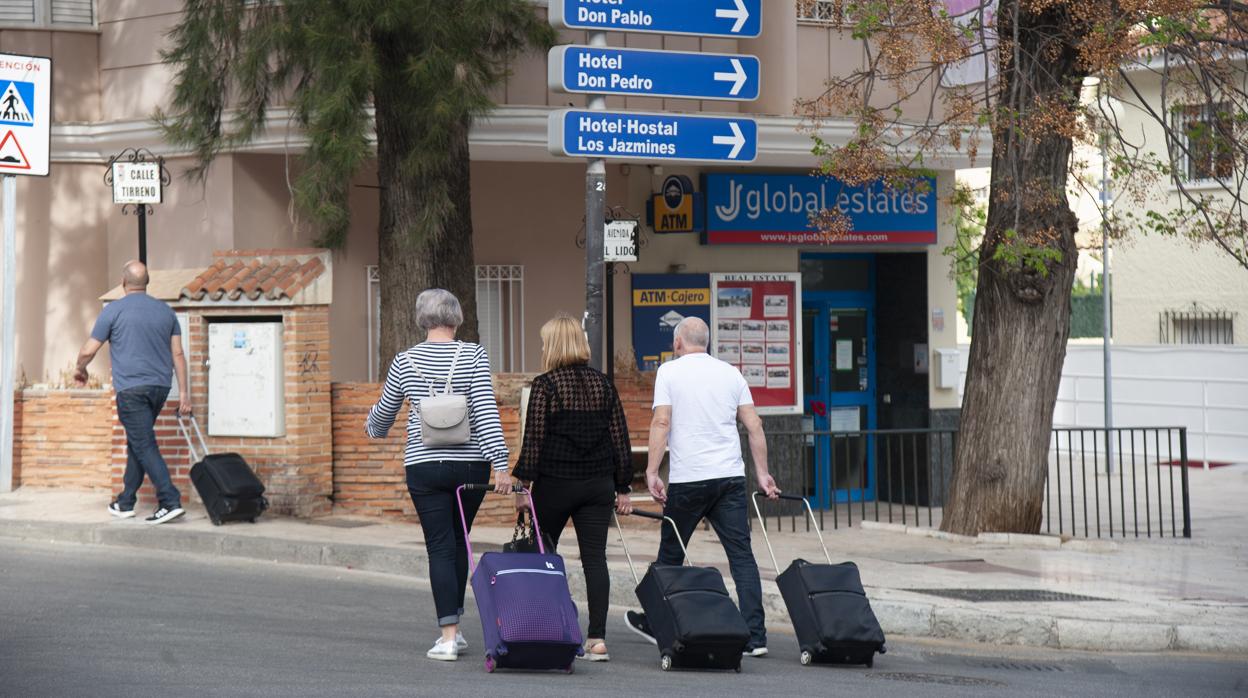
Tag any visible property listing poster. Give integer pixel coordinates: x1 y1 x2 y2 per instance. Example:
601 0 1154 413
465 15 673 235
710 273 802 415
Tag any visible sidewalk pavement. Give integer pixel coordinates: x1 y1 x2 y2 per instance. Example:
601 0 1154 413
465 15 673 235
2 465 1246 656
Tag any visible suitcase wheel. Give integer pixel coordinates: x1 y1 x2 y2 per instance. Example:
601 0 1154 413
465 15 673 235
734 663 741 673
865 657 874 668
211 518 223 526
800 650 813 666
660 655 672 672
564 662 575 675
249 518 257 524
484 656 496 673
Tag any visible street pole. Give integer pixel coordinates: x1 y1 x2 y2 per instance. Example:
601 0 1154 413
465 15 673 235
1099 82 1115 475
1 174 17 493
605 261 615 382
137 205 147 265
584 29 607 371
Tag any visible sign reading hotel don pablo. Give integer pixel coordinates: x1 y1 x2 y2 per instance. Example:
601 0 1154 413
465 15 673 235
550 0 761 38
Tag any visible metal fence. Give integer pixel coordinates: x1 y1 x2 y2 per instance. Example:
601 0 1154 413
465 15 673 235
746 426 1191 540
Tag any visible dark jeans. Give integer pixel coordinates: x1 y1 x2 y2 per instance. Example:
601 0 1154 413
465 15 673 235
406 461 491 626
658 475 766 647
115 385 181 511
531 475 615 639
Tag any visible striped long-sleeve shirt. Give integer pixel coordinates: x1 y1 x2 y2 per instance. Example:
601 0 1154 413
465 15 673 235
365 341 509 470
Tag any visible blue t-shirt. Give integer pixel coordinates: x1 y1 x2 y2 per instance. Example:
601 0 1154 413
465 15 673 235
90 293 180 392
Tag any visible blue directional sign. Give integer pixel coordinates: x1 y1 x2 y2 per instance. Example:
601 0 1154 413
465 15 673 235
549 110 757 163
549 46 760 102
550 0 761 39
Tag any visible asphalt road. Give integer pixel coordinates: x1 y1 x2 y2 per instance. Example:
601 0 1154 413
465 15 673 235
1 538 1245 697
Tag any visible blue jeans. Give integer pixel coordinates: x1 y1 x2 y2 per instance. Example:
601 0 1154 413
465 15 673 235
115 385 181 511
658 475 766 647
406 461 491 626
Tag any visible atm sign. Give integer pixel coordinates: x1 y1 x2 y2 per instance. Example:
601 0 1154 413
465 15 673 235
632 288 710 306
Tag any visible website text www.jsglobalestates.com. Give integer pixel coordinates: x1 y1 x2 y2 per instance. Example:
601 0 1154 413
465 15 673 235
755 232 893 243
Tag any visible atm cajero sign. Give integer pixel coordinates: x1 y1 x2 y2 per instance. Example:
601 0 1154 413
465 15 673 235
647 174 703 234
632 286 711 306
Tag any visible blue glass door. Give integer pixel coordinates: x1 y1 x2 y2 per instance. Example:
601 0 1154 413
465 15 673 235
801 255 877 508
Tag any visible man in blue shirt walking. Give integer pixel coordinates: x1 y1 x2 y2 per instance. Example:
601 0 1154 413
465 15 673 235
75 260 191 524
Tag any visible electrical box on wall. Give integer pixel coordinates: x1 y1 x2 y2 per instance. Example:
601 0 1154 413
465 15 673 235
207 322 285 437
934 347 960 390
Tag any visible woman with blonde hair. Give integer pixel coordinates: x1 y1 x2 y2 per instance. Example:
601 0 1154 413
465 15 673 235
513 315 633 661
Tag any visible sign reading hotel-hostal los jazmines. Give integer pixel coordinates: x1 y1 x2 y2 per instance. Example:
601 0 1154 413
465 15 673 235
111 162 163 205
704 174 938 245
0 53 51 177
550 46 760 101
550 111 756 163
550 0 761 38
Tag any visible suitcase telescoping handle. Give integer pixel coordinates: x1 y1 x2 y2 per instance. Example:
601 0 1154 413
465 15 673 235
612 509 691 587
175 415 209 464
455 483 541 574
751 491 832 574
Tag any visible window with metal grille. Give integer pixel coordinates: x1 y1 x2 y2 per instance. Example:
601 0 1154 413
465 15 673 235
0 0 93 27
797 0 846 24
1159 308 1235 344
1175 102 1235 182
476 265 525 373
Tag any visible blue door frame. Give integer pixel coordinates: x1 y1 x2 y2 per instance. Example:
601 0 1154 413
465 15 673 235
802 253 877 508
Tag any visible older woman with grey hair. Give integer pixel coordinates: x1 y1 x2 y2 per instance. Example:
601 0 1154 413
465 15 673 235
367 288 511 662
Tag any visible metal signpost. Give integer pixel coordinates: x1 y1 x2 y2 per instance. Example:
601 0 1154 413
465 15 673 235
105 149 169 265
603 219 639 381
547 1 761 369
0 52 51 493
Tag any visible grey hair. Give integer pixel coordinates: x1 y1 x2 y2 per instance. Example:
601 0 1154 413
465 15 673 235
674 316 710 349
415 289 464 330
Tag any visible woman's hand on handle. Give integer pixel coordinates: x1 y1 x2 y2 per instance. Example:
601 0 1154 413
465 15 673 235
615 493 633 515
493 469 513 495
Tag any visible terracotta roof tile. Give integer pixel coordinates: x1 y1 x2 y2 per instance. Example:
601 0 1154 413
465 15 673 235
179 249 329 303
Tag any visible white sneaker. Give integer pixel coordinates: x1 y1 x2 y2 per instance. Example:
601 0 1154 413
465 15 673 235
454 631 468 652
426 637 458 661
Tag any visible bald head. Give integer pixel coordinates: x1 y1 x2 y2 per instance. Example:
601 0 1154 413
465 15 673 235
673 316 709 356
122 260 149 291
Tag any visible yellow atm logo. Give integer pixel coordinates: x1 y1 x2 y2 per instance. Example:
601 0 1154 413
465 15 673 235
633 288 711 306
652 193 695 233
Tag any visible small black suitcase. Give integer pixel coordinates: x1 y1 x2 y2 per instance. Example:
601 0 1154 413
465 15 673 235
618 511 751 672
179 416 268 526
753 492 886 667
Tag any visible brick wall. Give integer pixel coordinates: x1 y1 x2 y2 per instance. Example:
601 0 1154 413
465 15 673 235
331 372 656 526
13 389 114 490
112 305 334 517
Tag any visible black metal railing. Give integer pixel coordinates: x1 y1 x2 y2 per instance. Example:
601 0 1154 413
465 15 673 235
1047 427 1191 539
745 426 1192 540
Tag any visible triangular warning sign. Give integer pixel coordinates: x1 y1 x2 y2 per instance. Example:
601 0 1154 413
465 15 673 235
0 82 32 124
0 130 31 170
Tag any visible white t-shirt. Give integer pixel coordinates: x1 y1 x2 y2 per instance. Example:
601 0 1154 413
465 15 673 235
652 352 754 484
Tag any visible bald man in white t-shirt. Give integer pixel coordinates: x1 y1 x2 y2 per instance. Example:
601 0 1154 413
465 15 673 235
625 316 780 657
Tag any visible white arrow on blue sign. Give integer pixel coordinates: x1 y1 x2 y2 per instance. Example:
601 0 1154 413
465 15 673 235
549 110 757 163
549 0 761 39
549 46 761 102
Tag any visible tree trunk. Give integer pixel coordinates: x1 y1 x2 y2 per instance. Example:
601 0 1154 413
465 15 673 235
940 0 1087 535
373 49 479 379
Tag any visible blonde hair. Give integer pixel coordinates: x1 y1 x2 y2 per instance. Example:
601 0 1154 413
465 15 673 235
540 315 591 372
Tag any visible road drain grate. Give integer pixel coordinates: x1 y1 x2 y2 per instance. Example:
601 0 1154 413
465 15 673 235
904 588 1113 602
305 519 376 529
978 661 1066 672
866 672 1007 687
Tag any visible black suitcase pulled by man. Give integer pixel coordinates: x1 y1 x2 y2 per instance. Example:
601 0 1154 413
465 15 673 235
619 511 751 672
179 416 268 526
753 492 886 667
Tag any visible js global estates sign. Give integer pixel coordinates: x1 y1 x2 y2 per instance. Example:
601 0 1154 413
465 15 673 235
703 174 938 245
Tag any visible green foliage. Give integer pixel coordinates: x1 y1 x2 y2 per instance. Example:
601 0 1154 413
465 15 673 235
157 0 555 248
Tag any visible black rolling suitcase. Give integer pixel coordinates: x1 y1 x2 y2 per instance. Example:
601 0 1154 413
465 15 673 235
617 510 751 672
178 416 268 526
753 492 886 667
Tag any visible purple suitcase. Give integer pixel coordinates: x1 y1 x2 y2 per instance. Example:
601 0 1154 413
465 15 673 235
457 484 584 673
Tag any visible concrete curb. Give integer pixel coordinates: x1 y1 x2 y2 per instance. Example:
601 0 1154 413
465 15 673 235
2 518 1243 655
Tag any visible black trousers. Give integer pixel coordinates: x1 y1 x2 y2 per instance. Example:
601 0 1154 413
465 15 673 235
531 475 615 639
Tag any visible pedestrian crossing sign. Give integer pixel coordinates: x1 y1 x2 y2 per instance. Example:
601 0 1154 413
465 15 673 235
0 81 33 127
0 53 50 176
